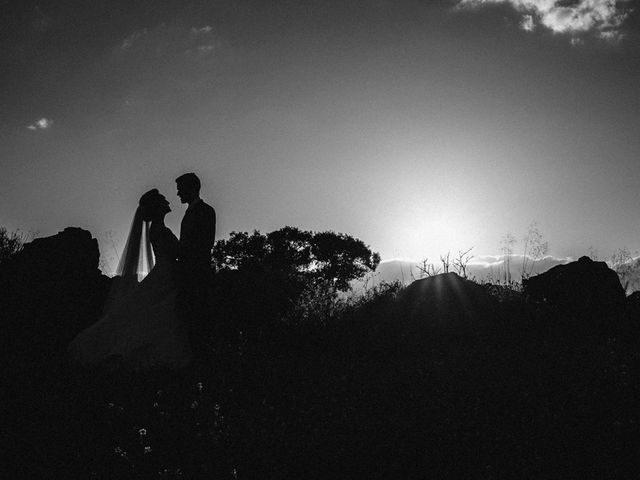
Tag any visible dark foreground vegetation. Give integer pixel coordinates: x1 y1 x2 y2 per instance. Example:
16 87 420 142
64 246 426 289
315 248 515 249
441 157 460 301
3 228 640 479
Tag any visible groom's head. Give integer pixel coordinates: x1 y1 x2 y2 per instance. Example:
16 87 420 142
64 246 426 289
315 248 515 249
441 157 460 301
176 173 201 205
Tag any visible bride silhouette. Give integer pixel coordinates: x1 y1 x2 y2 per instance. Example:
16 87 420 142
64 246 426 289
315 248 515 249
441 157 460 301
68 189 191 370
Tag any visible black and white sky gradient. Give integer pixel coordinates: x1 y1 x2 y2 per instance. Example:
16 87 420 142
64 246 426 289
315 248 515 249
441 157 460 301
2 0 639 273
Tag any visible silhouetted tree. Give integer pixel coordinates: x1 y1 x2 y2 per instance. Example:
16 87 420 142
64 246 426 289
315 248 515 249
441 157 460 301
609 246 640 293
212 226 380 293
521 222 548 280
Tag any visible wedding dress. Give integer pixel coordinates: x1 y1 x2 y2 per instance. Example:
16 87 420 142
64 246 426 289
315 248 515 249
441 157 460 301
69 218 191 370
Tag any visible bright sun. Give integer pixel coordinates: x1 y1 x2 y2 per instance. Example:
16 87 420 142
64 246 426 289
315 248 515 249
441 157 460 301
390 206 470 261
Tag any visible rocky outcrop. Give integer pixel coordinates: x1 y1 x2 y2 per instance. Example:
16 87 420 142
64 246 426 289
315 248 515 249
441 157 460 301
399 272 499 334
9 227 100 278
523 256 625 315
0 227 111 358
625 291 640 318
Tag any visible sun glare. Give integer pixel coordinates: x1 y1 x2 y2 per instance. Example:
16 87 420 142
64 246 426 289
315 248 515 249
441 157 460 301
390 206 471 261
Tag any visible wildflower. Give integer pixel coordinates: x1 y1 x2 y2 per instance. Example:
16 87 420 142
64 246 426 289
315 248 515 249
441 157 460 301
114 446 127 458
138 428 147 437
159 468 182 476
144 446 152 454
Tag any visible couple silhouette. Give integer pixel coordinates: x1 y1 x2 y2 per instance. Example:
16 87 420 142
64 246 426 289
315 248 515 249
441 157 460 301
69 173 216 370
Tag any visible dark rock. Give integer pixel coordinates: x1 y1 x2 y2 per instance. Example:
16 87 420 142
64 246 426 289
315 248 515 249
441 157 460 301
627 290 640 305
399 272 499 335
10 227 100 278
523 256 625 315
0 227 111 359
625 291 640 318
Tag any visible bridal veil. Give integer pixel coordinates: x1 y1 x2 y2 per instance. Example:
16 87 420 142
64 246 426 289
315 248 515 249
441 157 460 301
105 206 155 310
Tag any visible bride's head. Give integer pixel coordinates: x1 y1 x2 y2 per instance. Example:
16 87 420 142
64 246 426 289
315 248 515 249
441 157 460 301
139 189 171 222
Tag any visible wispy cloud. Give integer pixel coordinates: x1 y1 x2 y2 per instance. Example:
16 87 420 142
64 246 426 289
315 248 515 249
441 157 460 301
457 0 633 41
120 28 148 50
110 24 227 104
197 44 216 53
190 25 213 36
117 24 218 58
358 255 577 290
520 14 535 31
470 254 573 267
27 118 52 130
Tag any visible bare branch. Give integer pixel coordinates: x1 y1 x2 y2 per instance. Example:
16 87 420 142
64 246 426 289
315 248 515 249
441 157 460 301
453 247 474 278
439 251 451 273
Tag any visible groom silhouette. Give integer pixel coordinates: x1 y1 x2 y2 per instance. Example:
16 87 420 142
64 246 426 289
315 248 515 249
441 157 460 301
175 173 216 363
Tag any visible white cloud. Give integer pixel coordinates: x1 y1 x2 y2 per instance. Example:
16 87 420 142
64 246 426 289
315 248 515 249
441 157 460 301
457 0 632 41
118 24 220 59
520 14 535 31
121 28 148 50
27 118 52 130
355 255 577 290
470 254 573 267
598 29 622 42
191 25 213 36
197 44 216 53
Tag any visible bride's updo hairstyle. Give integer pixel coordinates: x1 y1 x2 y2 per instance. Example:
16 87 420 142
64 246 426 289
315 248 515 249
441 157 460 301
139 189 162 222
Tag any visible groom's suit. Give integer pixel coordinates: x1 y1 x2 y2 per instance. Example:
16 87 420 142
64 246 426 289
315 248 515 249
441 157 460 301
177 198 216 360
178 198 216 273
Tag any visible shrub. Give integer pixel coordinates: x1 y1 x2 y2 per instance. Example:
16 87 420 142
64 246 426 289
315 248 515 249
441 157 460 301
0 227 27 266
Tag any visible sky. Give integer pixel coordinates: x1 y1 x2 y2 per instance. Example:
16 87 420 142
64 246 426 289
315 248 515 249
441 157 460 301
2 0 639 273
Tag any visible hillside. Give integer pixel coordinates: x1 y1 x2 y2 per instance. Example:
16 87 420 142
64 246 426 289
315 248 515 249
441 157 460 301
3 229 640 478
